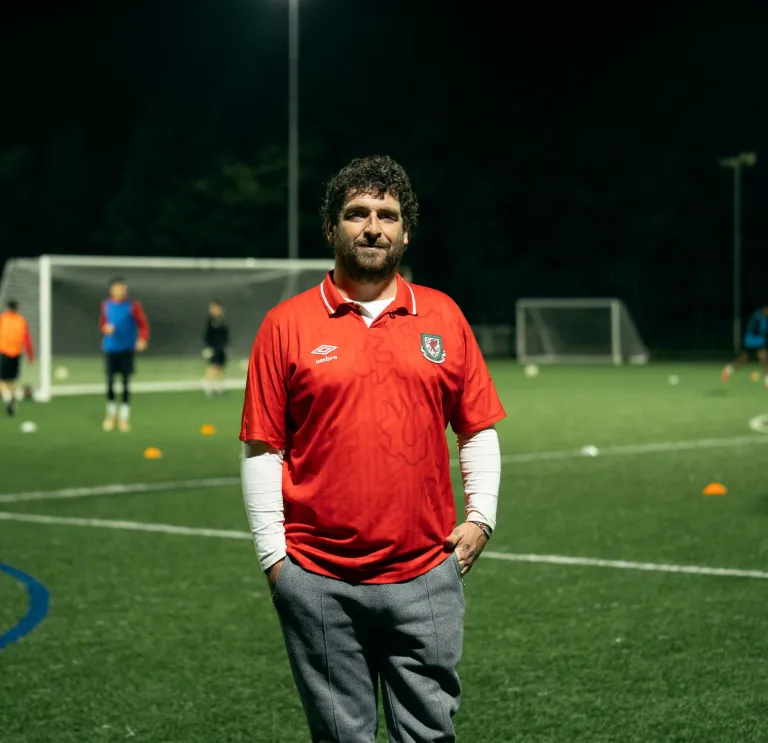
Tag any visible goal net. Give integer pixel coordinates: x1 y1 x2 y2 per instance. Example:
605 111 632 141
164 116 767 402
0 255 333 399
516 298 649 365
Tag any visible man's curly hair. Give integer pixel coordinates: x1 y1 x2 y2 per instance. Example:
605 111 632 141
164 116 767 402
321 155 420 237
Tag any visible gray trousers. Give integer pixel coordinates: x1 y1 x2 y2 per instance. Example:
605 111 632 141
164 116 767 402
273 552 465 743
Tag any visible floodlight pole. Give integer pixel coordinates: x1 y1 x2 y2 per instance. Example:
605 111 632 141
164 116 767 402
287 0 300 260
719 152 756 354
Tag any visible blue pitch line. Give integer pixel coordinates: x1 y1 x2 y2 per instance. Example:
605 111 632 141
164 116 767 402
0 562 50 650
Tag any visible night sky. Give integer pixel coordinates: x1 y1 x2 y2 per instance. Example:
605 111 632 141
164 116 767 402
1 0 767 352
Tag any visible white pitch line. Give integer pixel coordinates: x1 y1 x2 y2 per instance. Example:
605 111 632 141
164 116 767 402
0 511 251 540
1 433 767 505
482 551 768 580
0 510 766 580
498 434 768 464
0 477 240 504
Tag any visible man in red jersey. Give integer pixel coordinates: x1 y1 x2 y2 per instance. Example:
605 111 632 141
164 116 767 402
240 155 505 742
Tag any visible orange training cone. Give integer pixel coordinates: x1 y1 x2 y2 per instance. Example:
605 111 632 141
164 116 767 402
200 424 217 436
143 447 163 459
703 482 727 496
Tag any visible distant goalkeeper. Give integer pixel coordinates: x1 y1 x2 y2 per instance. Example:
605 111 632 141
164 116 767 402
100 278 149 431
721 306 768 388
202 299 229 398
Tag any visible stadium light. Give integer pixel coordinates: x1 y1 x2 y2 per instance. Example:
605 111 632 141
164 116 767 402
288 0 299 260
719 152 757 353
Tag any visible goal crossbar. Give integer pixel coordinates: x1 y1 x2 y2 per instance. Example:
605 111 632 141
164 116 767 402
37 254 333 271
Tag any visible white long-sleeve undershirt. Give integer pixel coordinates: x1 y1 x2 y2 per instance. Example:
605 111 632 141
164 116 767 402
240 445 286 572
240 426 502 572
457 427 501 531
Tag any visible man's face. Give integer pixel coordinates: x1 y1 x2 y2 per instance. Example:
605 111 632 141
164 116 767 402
209 302 223 317
327 191 408 283
110 282 128 301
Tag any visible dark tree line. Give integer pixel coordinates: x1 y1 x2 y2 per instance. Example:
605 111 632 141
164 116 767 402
1 0 767 353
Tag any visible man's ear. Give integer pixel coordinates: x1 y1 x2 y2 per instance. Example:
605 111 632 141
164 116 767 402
324 220 335 244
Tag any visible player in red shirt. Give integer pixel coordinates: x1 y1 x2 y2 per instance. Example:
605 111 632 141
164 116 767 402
240 155 505 742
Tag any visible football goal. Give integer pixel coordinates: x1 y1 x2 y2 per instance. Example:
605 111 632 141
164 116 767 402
0 255 333 400
516 298 649 365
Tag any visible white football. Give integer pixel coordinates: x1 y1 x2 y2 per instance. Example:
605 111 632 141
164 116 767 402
20 421 38 434
54 366 69 380
580 445 599 457
524 364 540 378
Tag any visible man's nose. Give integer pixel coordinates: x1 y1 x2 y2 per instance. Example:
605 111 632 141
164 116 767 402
364 215 382 240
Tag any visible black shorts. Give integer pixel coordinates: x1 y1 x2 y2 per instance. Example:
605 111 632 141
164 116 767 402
105 350 135 377
208 349 227 367
0 353 20 381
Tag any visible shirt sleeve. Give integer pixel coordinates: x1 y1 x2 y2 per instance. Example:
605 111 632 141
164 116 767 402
131 301 150 341
450 312 506 435
240 313 289 449
99 302 108 333
23 323 34 362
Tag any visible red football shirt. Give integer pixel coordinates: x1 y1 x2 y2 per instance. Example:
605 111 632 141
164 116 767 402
240 272 506 583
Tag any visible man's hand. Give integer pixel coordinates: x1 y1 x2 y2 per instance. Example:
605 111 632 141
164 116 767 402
444 522 488 576
266 558 285 594
103 323 115 336
136 338 148 352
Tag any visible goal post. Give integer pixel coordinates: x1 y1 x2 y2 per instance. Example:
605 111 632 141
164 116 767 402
0 255 333 400
516 298 649 365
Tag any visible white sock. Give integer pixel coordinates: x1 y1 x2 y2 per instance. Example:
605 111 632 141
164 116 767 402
119 403 130 422
106 401 117 418
1 389 11 403
725 364 734 375
203 379 214 397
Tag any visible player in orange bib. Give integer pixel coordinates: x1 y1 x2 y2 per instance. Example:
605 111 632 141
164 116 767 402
0 300 35 416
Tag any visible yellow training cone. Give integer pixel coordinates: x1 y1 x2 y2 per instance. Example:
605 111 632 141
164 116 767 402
751 371 761 382
143 447 163 459
703 482 727 496
200 424 217 436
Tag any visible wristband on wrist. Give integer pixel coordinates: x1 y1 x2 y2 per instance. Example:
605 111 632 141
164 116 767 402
469 521 492 540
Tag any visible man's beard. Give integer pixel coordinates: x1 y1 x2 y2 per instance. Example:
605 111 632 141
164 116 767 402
333 233 406 283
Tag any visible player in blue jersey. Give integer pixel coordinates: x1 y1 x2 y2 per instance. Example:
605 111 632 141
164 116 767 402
99 278 150 431
722 306 768 388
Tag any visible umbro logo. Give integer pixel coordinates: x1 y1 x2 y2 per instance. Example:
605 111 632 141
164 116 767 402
311 344 338 365
311 344 338 355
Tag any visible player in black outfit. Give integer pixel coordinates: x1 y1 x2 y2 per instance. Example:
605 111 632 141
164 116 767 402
203 300 229 397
